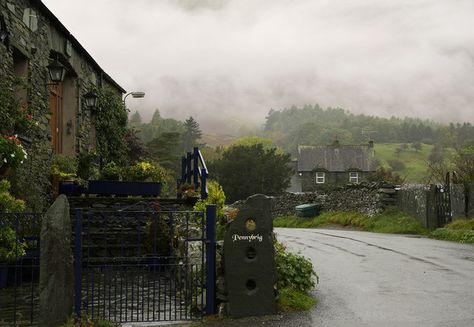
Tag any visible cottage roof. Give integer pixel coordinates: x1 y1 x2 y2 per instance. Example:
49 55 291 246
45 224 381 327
35 1 126 93
297 143 375 172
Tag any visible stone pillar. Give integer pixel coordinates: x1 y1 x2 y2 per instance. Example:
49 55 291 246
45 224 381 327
426 185 438 229
224 194 276 318
451 184 466 220
39 195 73 327
468 184 474 218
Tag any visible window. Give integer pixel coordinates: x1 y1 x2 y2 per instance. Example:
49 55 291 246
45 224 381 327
22 8 38 32
316 172 325 184
349 172 359 183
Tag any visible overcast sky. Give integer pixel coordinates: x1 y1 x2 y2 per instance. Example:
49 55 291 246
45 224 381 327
42 0 474 131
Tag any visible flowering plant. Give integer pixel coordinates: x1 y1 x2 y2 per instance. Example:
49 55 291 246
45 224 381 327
0 135 27 169
15 110 38 133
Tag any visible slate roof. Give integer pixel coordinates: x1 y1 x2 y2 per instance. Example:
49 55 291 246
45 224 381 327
297 143 375 172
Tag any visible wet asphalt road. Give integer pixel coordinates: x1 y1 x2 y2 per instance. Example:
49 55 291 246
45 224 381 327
275 228 474 327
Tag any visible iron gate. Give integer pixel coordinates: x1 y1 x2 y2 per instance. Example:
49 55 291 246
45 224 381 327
0 213 42 327
74 205 216 323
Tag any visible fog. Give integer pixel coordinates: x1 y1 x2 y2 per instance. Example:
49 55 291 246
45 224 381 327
42 0 474 132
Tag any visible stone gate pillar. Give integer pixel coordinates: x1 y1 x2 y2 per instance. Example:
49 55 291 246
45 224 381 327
224 194 277 318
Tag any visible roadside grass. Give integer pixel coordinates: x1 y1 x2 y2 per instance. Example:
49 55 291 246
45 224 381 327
274 207 428 235
277 287 317 312
431 218 474 244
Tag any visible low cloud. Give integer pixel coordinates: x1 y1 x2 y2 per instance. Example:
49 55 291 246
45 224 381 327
43 0 474 131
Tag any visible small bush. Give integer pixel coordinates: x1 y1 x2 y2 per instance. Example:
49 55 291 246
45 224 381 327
101 161 121 180
275 242 318 293
431 218 474 243
123 161 167 182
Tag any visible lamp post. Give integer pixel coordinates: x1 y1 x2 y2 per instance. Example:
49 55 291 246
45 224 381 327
123 91 145 112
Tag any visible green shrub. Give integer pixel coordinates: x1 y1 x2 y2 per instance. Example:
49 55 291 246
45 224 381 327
0 226 26 261
123 161 167 182
194 180 227 239
275 242 318 293
101 161 121 180
0 180 25 213
431 218 474 243
51 154 78 180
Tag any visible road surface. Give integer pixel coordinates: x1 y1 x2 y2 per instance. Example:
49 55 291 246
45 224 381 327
276 228 474 327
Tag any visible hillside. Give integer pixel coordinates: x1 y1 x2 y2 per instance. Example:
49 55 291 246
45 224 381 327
373 143 456 182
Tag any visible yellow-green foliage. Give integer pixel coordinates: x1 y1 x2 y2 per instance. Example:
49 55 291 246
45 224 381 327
274 207 428 235
193 180 226 218
0 180 25 213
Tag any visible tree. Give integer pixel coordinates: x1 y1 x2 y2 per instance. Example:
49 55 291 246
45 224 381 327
411 142 422 152
182 116 202 151
147 132 182 172
211 144 292 203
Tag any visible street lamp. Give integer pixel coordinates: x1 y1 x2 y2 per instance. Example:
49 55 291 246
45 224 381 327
123 91 145 111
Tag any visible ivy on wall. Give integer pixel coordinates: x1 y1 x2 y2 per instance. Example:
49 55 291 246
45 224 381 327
0 77 17 135
95 87 128 165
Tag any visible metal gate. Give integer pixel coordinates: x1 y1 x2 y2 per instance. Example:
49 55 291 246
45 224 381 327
435 173 452 227
0 213 42 327
74 205 216 323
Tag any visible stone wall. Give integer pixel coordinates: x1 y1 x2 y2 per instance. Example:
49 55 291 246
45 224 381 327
299 171 373 192
271 183 385 217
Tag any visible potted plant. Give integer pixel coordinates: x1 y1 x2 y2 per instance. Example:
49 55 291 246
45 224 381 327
51 155 86 196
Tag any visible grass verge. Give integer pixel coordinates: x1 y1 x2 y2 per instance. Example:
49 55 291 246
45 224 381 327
274 206 428 235
277 287 317 312
431 218 474 243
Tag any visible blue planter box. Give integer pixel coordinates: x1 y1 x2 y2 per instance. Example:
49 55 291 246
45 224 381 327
58 181 85 196
87 180 162 197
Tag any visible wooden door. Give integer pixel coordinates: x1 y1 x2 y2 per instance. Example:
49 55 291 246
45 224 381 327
49 84 63 154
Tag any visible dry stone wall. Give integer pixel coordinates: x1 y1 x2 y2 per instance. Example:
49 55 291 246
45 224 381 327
271 183 389 217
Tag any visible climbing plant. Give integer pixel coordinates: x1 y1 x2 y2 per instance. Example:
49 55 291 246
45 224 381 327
0 78 18 135
95 87 128 165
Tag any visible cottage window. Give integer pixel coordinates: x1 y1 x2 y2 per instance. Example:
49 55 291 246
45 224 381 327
22 8 38 32
316 172 325 184
349 172 359 183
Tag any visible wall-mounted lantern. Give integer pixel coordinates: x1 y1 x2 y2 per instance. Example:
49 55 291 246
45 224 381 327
47 58 67 84
84 90 98 109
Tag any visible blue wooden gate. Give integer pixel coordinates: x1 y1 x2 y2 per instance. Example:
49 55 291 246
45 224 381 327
73 205 216 323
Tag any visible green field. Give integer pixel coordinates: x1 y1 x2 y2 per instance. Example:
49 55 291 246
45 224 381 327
374 143 443 182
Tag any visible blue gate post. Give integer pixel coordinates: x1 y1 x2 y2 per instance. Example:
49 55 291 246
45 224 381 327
201 168 208 200
205 205 217 315
186 152 192 184
74 209 83 318
193 147 199 190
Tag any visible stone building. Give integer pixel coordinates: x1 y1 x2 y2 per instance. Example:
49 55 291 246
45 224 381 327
0 0 125 210
295 140 376 192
